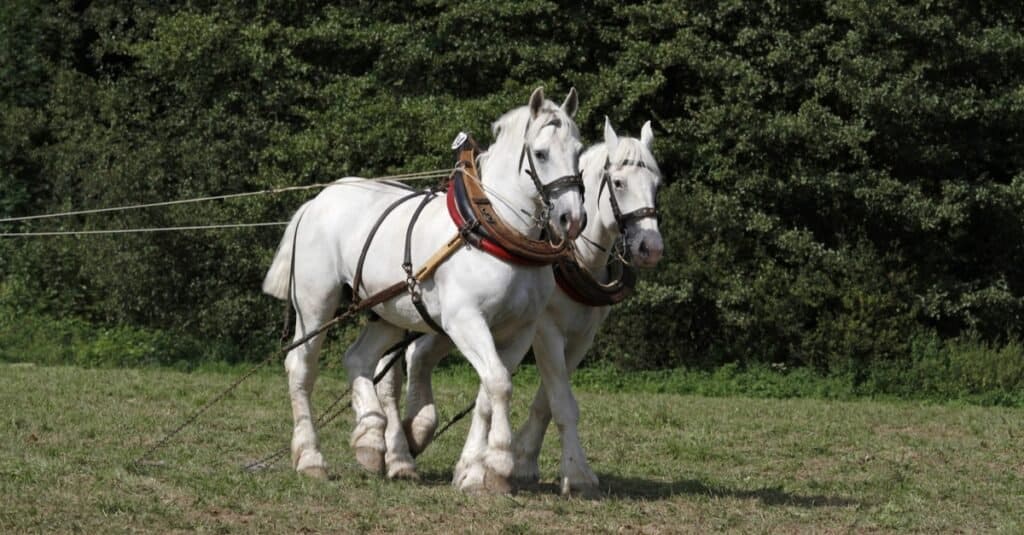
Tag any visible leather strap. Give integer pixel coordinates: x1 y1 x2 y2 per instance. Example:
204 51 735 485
449 140 570 265
353 190 430 304
402 191 446 334
553 255 636 307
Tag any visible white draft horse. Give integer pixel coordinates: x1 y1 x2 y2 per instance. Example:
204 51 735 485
262 88 585 494
377 119 664 496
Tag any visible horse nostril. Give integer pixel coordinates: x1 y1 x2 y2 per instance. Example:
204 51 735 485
639 241 649 257
560 213 570 228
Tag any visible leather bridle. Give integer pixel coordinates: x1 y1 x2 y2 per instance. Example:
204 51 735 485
597 157 659 261
516 115 585 221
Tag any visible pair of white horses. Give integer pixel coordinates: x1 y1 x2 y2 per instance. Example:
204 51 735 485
262 87 663 496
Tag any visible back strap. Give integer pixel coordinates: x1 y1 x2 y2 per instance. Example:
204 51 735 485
353 190 431 304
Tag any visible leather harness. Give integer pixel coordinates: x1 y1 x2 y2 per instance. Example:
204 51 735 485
348 133 585 334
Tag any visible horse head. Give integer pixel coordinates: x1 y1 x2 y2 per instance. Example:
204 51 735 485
484 87 586 241
590 117 664 268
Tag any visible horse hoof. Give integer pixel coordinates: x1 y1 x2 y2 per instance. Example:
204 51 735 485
388 466 420 481
483 467 513 495
512 460 541 483
561 479 601 499
354 447 385 475
298 466 329 480
459 467 512 496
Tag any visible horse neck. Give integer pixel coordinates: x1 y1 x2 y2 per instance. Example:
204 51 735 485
478 140 542 238
575 146 618 274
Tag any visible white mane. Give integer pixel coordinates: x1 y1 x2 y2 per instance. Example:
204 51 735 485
477 101 580 171
581 136 662 185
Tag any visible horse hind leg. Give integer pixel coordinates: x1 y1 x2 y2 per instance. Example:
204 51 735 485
403 334 453 456
285 290 341 479
344 321 406 476
375 351 418 480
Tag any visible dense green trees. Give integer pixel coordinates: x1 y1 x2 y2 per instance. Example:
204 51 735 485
2 1 1024 393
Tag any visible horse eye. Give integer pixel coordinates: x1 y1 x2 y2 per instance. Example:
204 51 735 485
613 179 624 189
533 150 548 162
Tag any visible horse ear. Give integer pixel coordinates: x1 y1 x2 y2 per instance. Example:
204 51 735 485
604 116 619 156
561 87 579 118
529 87 545 119
640 120 654 150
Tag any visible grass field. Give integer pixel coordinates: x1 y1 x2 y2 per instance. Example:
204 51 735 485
1 362 1022 533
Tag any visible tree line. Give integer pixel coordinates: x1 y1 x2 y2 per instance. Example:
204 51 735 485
2 1 1023 396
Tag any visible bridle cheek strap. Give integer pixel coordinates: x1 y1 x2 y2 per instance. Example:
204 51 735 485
598 167 659 233
519 143 585 203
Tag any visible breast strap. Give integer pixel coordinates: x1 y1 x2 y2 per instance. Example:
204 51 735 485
553 255 637 307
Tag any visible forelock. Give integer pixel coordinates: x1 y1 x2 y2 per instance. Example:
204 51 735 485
611 137 661 178
491 99 579 144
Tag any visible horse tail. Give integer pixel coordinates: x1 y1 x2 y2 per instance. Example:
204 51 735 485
262 202 310 300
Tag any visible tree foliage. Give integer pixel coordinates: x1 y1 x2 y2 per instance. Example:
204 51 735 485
2 1 1024 376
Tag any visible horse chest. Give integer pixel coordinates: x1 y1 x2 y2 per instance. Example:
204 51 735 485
547 294 610 336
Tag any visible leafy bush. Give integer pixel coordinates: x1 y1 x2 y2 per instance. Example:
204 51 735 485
2 1 1024 401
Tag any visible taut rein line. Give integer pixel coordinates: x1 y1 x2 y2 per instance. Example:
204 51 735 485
554 156 659 307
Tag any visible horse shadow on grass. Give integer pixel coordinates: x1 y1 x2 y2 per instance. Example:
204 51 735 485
592 473 857 507
410 469 856 507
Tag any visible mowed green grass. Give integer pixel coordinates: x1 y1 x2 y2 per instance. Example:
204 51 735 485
1 362 1021 533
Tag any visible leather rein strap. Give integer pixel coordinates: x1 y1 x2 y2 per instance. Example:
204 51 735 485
351 186 457 334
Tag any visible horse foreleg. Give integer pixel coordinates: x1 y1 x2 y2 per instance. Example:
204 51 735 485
451 385 494 491
511 381 550 484
343 321 405 475
528 323 600 497
403 334 453 455
445 314 526 494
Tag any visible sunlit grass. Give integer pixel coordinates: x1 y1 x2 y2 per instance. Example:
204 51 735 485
1 363 1021 533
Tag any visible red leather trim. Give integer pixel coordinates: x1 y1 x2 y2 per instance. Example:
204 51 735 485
446 182 547 266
